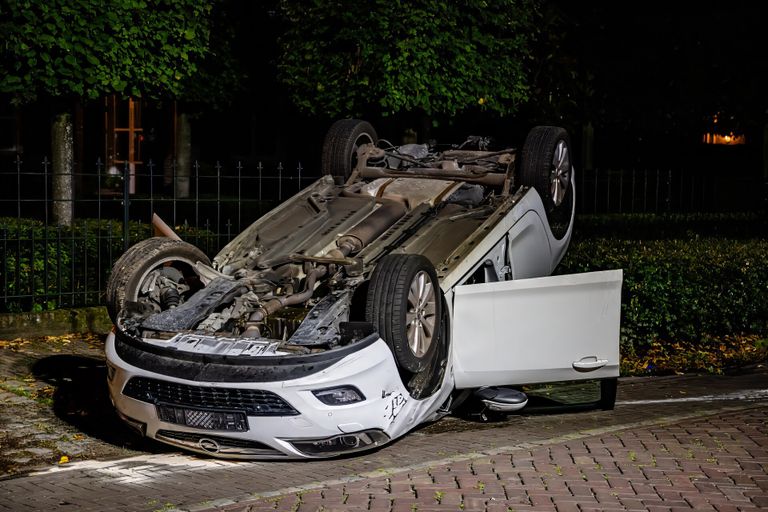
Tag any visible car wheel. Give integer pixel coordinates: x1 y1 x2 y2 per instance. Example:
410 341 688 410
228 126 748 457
105 237 210 323
598 377 618 410
366 254 442 374
520 126 574 239
321 119 378 183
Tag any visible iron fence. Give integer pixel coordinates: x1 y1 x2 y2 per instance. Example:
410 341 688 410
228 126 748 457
0 158 763 313
1 157 315 312
577 167 763 214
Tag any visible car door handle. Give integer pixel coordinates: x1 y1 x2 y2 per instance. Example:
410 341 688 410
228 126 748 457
572 356 608 371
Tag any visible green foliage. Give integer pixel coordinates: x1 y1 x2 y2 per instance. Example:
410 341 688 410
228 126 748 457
0 0 216 103
0 217 215 312
277 0 540 118
557 215 768 357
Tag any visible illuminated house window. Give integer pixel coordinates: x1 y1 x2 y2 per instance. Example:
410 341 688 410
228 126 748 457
702 112 746 145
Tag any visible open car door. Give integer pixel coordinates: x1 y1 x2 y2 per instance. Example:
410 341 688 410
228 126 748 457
451 270 622 389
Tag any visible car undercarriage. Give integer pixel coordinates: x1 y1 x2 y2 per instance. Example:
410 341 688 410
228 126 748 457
104 120 621 459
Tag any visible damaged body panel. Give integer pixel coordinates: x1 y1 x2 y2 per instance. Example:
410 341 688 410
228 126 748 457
105 121 622 459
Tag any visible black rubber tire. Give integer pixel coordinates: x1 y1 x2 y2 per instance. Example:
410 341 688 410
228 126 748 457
598 377 618 410
366 254 442 374
520 126 574 239
105 237 210 323
321 119 378 182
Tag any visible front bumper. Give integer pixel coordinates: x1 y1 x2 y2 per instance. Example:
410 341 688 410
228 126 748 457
105 331 448 459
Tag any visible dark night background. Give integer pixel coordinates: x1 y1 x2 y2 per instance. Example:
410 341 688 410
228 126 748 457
200 1 768 187
3 1 767 192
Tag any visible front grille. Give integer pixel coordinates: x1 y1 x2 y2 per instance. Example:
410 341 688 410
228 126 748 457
123 377 298 416
156 405 249 431
156 430 287 456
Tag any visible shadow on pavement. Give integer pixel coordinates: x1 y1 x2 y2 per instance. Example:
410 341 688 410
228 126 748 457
30 354 169 454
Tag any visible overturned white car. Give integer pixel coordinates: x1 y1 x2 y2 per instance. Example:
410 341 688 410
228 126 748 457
104 120 622 459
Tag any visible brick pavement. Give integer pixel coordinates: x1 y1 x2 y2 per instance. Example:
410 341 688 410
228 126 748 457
193 406 768 512
0 367 766 511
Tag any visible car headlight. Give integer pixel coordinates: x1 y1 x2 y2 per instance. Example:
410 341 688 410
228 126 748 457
312 385 365 405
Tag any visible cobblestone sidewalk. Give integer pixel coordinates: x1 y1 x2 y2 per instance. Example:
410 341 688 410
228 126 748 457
199 407 768 512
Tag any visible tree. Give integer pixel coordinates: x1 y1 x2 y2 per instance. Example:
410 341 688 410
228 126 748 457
0 0 214 103
277 0 540 125
0 0 225 222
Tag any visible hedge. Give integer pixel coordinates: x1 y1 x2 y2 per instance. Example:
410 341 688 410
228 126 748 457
3 211 767 362
557 213 768 366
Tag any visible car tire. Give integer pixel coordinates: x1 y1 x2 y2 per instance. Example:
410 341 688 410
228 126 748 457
105 237 210 323
598 378 618 410
520 126 574 239
366 254 442 374
321 119 378 183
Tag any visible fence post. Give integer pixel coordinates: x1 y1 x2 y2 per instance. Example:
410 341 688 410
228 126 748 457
666 169 672 213
2 228 7 305
618 169 624 213
258 162 263 208
643 169 648 212
148 159 155 220
278 162 283 201
237 161 242 232
16 154 22 219
172 159 178 227
593 168 598 213
96 158 103 222
122 160 130 251
42 156 49 225
216 161 222 242
82 219 88 305
297 162 303 192
30 224 36 309
195 160 200 231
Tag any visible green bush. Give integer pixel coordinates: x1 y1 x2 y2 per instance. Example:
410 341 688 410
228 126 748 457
0 217 217 313
557 227 768 358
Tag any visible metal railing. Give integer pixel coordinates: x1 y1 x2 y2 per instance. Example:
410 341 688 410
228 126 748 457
1 157 315 312
577 167 763 214
1 157 763 312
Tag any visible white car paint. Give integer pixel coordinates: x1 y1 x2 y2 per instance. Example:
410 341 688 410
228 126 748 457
105 165 622 460
452 269 623 388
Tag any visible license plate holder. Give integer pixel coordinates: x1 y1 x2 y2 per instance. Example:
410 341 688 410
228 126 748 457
156 404 249 432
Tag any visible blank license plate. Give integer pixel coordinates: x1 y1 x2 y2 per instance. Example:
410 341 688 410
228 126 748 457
156 405 248 432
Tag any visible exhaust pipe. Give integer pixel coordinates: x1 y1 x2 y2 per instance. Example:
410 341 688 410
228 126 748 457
334 192 408 256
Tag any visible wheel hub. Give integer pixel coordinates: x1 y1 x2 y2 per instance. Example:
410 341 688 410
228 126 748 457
550 139 571 206
406 271 436 358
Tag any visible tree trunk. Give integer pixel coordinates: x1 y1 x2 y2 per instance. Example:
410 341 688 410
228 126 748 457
52 112 74 226
175 112 192 199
